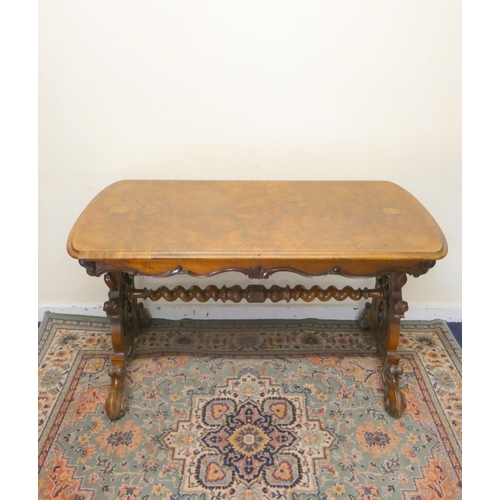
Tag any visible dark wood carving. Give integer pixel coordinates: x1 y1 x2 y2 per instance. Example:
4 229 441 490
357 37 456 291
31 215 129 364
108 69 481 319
129 284 383 304
79 259 97 276
382 364 405 417
361 272 408 418
106 365 125 422
103 272 150 420
407 260 436 277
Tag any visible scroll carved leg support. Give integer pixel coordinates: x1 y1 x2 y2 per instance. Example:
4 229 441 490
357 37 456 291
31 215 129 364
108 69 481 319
362 273 408 418
103 272 149 420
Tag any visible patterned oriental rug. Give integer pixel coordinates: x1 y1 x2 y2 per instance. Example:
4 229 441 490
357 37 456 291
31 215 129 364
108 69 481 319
38 313 462 500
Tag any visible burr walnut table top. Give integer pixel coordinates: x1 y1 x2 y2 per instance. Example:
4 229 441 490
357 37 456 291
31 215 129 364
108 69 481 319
67 180 447 266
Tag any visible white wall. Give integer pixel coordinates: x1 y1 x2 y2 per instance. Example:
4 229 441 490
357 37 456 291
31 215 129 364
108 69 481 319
39 1 461 321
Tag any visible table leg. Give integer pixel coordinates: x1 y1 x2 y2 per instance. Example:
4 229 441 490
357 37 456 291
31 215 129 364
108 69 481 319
103 271 150 420
361 273 408 418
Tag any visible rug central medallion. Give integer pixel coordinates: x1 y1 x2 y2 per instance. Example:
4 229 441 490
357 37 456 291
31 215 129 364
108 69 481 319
164 372 335 497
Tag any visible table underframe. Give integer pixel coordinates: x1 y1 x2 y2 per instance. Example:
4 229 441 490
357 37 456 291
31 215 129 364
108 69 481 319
79 258 436 421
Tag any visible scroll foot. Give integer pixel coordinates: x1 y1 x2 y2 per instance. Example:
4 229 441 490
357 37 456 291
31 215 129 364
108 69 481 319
105 364 126 421
381 363 406 418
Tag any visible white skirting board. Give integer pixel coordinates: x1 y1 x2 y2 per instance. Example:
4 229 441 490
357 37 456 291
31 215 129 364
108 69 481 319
38 303 462 323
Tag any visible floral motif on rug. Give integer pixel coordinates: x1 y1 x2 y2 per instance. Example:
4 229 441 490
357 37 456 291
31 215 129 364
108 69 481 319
165 372 334 496
38 315 462 500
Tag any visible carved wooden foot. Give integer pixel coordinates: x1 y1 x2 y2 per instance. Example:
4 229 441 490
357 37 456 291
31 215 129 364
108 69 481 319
382 363 406 418
105 364 126 420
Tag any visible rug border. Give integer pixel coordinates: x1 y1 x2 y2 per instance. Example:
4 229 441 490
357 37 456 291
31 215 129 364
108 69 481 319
39 311 462 354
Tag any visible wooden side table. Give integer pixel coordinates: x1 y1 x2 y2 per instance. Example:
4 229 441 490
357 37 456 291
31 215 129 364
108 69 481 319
67 180 447 420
